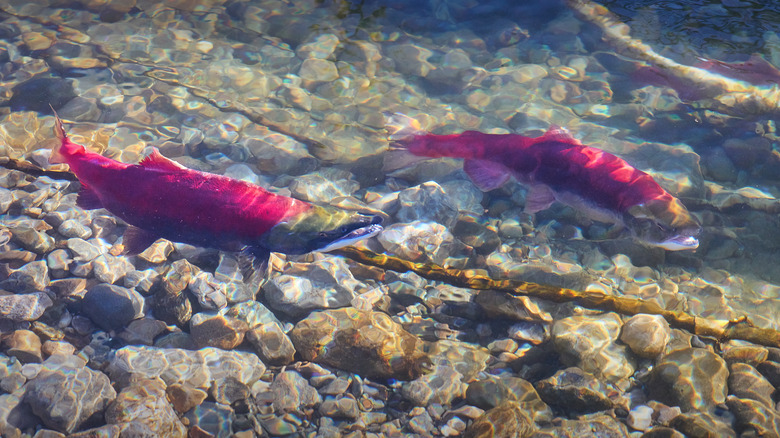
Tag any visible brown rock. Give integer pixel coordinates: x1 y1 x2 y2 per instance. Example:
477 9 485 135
246 321 296 366
464 401 535 438
5 329 42 363
166 383 207 414
189 313 248 350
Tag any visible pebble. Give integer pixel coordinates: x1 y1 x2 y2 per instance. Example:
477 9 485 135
402 363 466 406
530 413 630 437
0 292 53 321
396 181 461 228
726 395 780 438
41 341 76 358
319 395 359 420
268 370 322 412
289 307 430 380
80 284 144 331
534 367 614 415
57 219 92 239
183 402 234 438
166 382 208 414
5 329 43 363
649 347 728 412
464 401 535 438
105 378 186 437
189 312 249 350
620 314 671 359
209 376 250 405
475 289 552 323
23 355 116 434
117 318 168 345
626 404 654 431
246 321 296 366
299 58 339 82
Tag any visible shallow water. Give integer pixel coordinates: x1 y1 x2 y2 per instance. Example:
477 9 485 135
0 0 779 436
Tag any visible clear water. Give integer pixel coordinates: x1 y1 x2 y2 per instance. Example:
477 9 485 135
1 0 779 435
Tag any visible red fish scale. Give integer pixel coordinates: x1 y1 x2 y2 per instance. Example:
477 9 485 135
407 131 672 214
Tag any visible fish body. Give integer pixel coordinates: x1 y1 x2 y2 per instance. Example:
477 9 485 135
387 116 700 250
50 114 382 259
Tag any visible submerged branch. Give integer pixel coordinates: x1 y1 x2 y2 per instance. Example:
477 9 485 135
333 246 780 348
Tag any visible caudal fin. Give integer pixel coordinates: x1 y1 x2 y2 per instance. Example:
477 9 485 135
49 106 68 164
384 112 423 142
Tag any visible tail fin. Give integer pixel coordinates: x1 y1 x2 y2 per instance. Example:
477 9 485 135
49 106 68 164
382 112 429 173
384 112 423 142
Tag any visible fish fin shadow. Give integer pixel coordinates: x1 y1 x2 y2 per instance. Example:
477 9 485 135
121 226 160 255
76 185 103 210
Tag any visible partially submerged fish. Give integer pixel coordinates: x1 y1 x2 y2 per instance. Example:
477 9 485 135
49 113 382 264
386 114 700 251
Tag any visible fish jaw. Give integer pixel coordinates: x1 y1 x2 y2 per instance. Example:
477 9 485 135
258 205 383 255
623 197 701 251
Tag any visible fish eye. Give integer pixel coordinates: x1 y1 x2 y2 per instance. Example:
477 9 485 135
340 226 350 233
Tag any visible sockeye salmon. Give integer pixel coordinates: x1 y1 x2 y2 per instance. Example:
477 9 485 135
386 114 700 251
49 112 383 263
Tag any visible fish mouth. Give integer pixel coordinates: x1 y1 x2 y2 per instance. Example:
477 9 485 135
319 223 383 252
654 235 699 251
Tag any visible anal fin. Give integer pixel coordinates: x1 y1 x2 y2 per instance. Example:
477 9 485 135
463 159 512 191
76 185 103 210
122 226 160 255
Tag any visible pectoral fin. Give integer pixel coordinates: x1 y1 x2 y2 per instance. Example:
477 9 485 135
463 159 512 191
524 185 556 213
122 226 160 255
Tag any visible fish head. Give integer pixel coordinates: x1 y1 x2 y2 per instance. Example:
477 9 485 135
259 206 383 255
624 197 701 251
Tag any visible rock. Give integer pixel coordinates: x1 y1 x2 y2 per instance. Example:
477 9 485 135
188 271 228 310
107 346 265 389
386 43 434 77
0 260 49 293
91 254 133 284
66 238 101 262
11 227 54 254
0 292 53 321
408 410 435 434
452 214 500 255
475 290 552 323
287 172 359 203
41 341 75 358
246 321 296 366
105 378 186 437
396 181 461 228
117 318 168 345
268 370 321 413
402 363 466 406
58 219 91 239
81 284 144 331
465 377 550 422
10 77 76 113
552 313 635 385
725 395 780 438
166 382 207 414
530 413 630 438
627 405 654 431
289 308 430 380
189 312 248 350
727 362 775 407
668 411 736 438
264 256 365 318
649 347 728 412
209 376 250 405
620 314 671 359
183 402 234 437
5 329 42 363
377 221 467 267
299 58 339 81
297 33 340 59
464 401 535 438
23 354 116 434
534 367 614 415
318 395 359 420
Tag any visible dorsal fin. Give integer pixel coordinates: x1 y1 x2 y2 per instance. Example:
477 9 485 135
138 148 186 172
540 125 582 145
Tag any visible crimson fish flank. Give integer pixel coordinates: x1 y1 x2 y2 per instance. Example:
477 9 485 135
49 112 382 262
386 114 700 251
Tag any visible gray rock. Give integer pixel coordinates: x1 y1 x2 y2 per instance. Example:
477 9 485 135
377 221 467 267
527 413 629 438
396 181 461 228
246 321 296 366
269 370 321 413
209 376 250 405
117 318 168 345
0 292 53 321
188 271 228 310
108 346 265 389
464 401 535 438
402 363 465 406
649 347 728 412
66 238 101 262
264 256 365 318
81 284 144 331
0 260 49 293
318 395 359 420
11 227 54 254
534 367 614 415
91 254 133 284
105 378 186 437
183 402 234 438
57 219 92 239
23 355 116 434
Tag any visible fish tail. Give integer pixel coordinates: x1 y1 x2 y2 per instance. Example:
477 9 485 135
384 112 423 141
49 106 83 164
